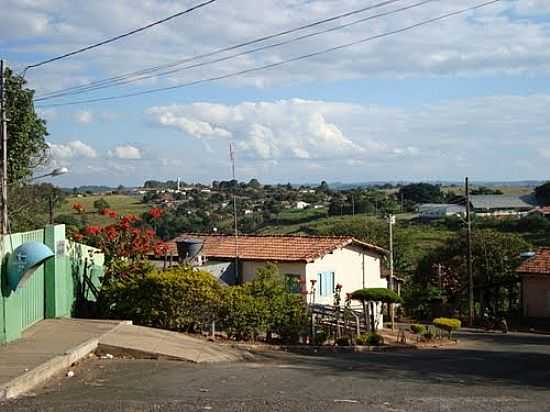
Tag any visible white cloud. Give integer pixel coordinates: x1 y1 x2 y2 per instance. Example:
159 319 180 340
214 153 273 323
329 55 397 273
146 95 550 181
48 140 97 161
74 110 94 124
147 99 374 161
108 144 142 160
5 0 550 95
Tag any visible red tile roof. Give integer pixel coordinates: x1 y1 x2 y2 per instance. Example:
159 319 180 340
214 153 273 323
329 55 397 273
530 206 550 216
160 233 387 262
518 248 550 276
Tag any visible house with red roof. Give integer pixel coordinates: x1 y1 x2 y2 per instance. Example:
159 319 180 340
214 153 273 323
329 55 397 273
154 233 389 307
518 248 550 318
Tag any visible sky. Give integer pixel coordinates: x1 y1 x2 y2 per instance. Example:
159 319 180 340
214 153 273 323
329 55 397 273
1 0 550 187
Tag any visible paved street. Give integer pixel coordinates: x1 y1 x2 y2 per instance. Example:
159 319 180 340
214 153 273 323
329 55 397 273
3 330 550 411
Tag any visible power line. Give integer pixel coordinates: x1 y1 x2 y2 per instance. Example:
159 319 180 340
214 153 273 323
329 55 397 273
37 0 434 102
22 0 219 74
35 0 407 100
36 0 501 109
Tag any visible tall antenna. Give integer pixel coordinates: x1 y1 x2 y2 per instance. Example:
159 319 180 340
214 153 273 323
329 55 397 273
230 144 240 283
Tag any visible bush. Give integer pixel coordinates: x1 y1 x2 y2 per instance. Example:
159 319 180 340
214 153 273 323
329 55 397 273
219 286 269 342
351 288 402 304
314 329 329 346
433 317 461 339
355 332 384 346
336 336 351 346
410 324 426 335
422 327 435 341
100 266 222 332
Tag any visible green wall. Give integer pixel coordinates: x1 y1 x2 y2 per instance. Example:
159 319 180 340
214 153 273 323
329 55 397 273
1 225 104 344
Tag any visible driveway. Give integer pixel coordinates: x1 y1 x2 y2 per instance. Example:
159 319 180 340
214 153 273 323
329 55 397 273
4 330 550 411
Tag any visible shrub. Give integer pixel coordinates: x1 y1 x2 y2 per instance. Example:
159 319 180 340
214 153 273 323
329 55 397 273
219 286 269 342
351 288 402 304
101 266 222 332
410 324 426 335
314 329 329 346
422 327 435 341
336 336 351 346
355 332 384 346
433 317 461 339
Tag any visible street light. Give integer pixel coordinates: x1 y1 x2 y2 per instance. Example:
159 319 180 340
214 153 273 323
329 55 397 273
29 167 69 224
32 167 69 181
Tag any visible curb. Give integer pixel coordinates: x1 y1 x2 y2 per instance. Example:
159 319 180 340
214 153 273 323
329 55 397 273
0 320 132 401
230 343 418 354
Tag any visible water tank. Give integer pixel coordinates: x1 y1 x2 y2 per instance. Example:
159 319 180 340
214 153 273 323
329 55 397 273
176 239 204 261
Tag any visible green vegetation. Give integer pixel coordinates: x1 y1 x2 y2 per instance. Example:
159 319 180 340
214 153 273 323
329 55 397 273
433 318 461 339
355 332 384 346
101 266 222 332
351 288 402 304
101 263 307 344
410 324 427 335
56 194 151 226
535 181 550 206
4 66 48 183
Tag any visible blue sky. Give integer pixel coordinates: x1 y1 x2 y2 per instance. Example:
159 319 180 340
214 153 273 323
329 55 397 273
1 0 550 186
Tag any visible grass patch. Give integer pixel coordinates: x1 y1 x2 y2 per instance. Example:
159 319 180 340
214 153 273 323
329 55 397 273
57 194 151 226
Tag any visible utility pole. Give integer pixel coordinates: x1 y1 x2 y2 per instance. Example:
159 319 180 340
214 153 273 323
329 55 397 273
465 177 474 326
230 144 239 283
0 60 8 235
388 213 395 330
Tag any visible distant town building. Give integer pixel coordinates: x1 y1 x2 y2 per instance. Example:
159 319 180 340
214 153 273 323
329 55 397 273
469 195 537 218
295 201 311 210
417 203 466 219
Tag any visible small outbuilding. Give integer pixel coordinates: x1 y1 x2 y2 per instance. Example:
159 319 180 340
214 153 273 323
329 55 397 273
518 248 550 318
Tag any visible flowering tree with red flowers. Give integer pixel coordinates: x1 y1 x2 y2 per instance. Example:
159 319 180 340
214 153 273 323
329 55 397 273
71 208 169 281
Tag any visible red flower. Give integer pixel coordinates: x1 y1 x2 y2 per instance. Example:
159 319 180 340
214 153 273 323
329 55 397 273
310 279 317 285
85 226 101 235
336 283 343 290
345 293 353 301
72 202 85 214
120 214 140 224
72 231 83 241
99 208 118 218
148 207 163 219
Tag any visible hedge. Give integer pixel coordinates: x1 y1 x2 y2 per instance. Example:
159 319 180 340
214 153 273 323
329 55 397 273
351 288 402 303
433 318 461 339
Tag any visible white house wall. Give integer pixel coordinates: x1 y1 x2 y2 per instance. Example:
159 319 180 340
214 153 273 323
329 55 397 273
306 245 386 305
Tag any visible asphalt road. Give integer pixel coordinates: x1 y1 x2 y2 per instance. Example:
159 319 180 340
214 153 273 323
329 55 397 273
4 330 550 412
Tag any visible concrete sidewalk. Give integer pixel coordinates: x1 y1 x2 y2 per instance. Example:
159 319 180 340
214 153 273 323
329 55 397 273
0 319 248 400
99 324 247 363
0 319 126 400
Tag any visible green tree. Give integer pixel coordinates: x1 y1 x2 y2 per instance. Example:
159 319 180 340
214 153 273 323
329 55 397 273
414 229 531 318
93 198 111 212
4 67 49 183
248 178 261 189
398 183 443 205
9 183 65 231
535 182 550 206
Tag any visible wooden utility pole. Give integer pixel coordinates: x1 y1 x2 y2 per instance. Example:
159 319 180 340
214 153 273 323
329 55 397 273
230 144 239 283
465 177 474 326
0 60 8 235
388 214 395 330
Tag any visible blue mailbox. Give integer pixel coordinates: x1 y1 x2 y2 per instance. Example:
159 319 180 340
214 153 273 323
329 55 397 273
7 241 54 291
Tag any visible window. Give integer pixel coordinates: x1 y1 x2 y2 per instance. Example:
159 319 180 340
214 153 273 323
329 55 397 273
316 271 335 297
285 274 302 294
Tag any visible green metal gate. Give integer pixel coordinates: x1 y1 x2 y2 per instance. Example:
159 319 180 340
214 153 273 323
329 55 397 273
9 230 46 331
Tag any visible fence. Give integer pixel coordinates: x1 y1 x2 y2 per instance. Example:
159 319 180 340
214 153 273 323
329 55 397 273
0 224 104 344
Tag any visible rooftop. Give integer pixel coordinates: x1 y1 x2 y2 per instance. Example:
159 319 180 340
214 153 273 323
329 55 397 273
161 233 387 262
470 195 537 210
517 248 550 276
